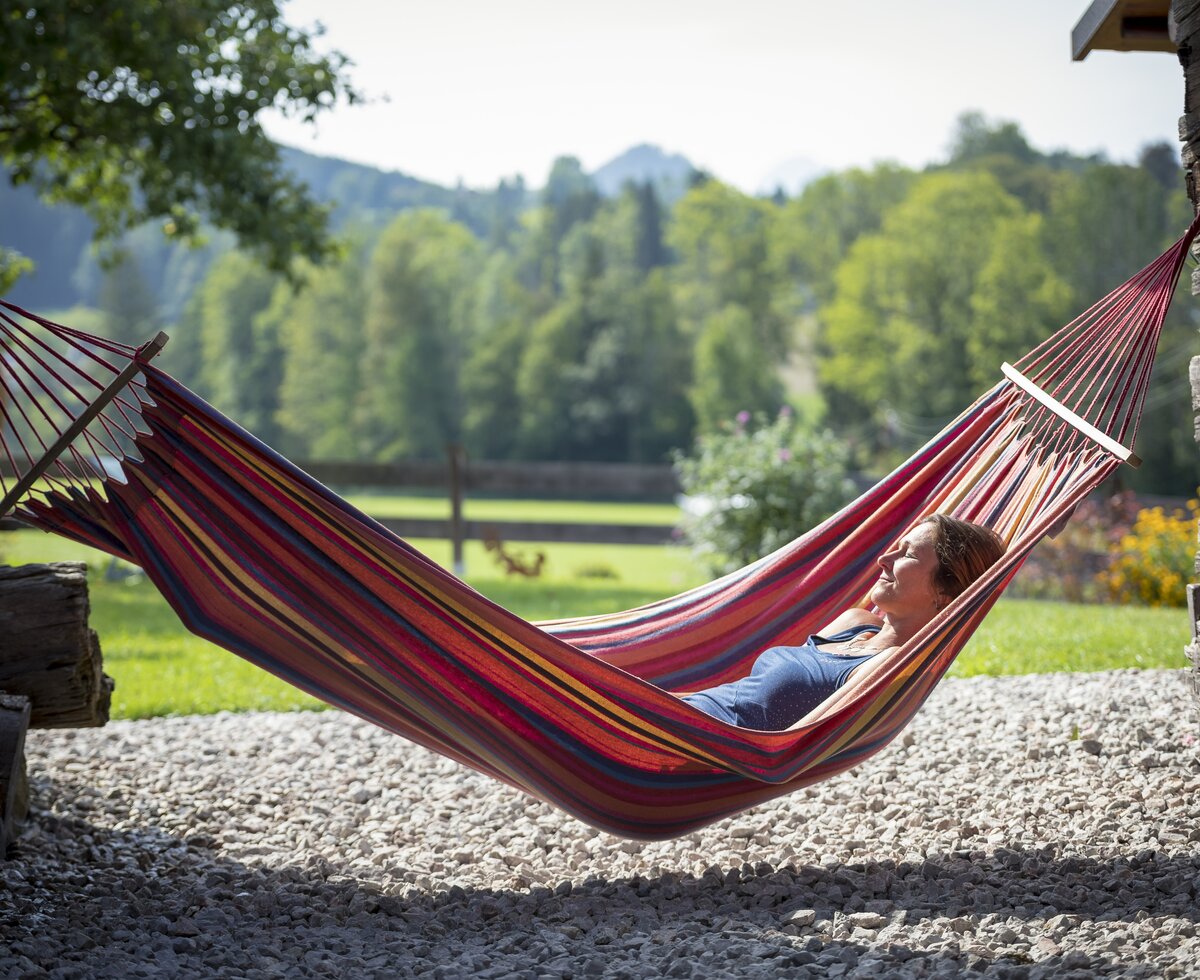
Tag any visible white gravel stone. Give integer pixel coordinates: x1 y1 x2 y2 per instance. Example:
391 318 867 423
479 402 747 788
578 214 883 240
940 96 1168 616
2 668 1199 978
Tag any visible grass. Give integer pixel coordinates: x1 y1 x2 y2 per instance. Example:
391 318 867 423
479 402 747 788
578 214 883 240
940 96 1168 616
1 525 1191 720
950 600 1190 677
341 493 681 526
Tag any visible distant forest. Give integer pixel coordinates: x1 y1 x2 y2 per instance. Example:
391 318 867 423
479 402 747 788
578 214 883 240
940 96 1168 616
3 114 1196 494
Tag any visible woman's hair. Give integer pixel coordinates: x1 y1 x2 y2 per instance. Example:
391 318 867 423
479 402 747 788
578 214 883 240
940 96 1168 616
919 514 1005 602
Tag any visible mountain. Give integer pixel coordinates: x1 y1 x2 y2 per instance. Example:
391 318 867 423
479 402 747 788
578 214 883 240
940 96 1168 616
0 146 516 317
590 144 698 202
2 143 705 316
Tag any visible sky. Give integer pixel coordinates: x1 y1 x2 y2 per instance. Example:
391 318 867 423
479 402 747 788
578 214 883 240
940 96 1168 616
262 0 1187 194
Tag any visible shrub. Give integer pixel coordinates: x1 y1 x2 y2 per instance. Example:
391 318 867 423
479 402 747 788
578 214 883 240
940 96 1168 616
673 408 856 575
1098 498 1198 608
1011 492 1139 603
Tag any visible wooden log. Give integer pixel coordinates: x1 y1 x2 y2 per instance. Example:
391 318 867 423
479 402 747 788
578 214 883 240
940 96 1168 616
0 562 112 728
0 693 30 854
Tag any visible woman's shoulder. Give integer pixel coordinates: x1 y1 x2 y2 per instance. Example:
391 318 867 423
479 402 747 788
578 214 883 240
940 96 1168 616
820 607 883 635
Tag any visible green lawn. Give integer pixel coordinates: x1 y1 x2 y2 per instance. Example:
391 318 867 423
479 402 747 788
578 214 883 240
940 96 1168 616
1 527 1190 720
342 492 681 526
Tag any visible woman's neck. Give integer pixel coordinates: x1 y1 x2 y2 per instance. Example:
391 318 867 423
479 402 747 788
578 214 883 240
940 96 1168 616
876 612 929 647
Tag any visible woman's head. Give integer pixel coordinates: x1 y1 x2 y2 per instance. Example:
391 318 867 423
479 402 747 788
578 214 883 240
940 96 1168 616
919 513 1006 605
871 515 1004 625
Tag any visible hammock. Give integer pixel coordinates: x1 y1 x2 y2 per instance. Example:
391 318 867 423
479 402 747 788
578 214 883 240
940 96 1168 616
0 217 1196 839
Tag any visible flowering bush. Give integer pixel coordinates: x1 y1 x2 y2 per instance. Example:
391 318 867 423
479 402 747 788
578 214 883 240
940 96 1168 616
1011 492 1139 603
672 408 857 575
1098 497 1198 608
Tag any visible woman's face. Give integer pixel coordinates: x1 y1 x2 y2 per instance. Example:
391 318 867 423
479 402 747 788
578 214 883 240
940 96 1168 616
870 523 945 622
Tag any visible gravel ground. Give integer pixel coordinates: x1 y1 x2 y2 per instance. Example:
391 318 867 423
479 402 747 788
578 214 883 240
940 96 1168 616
2 668 1198 979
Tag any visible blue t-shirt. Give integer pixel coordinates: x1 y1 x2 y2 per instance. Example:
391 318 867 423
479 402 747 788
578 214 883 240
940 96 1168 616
682 626 880 730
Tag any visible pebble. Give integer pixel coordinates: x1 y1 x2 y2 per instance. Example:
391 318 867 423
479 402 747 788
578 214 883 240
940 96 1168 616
2 669 1199 978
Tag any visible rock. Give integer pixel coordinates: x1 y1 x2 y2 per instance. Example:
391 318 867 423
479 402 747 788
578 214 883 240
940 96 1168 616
2 670 1196 978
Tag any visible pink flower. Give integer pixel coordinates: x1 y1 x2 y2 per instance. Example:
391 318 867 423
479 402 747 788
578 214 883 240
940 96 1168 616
778 448 792 462
735 410 751 426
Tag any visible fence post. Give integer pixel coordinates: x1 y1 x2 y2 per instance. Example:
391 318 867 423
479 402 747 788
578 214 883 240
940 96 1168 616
448 444 466 577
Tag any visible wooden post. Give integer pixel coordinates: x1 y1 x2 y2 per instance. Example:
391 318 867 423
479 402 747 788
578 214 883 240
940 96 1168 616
1176 0 1200 701
1190 354 1200 702
448 444 466 577
0 693 30 854
0 562 112 728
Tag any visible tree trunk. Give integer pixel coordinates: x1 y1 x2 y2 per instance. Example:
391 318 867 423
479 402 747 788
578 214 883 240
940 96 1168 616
0 562 112 728
0 693 30 854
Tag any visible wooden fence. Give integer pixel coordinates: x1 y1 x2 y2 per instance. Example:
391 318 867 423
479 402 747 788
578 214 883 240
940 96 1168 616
2 454 683 554
301 454 680 562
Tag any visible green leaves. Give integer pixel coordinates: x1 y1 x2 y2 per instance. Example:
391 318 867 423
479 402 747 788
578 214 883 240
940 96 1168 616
817 171 1036 437
359 210 480 460
674 409 856 574
0 0 358 276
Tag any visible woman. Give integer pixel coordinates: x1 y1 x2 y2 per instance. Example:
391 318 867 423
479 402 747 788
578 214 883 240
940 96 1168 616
682 514 1005 730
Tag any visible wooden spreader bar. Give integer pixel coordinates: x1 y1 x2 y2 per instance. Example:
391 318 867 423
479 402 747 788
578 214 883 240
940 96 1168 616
1000 362 1142 469
0 331 169 520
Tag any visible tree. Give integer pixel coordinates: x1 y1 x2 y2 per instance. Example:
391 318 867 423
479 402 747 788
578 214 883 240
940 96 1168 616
1045 164 1178 307
1 0 358 283
613 271 694 462
947 111 1038 166
98 252 159 347
942 112 1089 212
689 304 784 433
163 289 206 393
967 213 1072 392
668 181 786 357
774 164 915 307
512 203 693 463
195 252 281 443
487 176 528 249
510 157 602 300
358 210 480 460
515 295 601 460
273 254 366 459
1138 142 1182 192
817 172 1028 439
1044 164 1197 494
633 181 669 273
461 252 541 460
666 179 792 438
0 249 32 295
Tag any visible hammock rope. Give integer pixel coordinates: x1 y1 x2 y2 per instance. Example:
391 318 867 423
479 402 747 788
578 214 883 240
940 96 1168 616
0 214 1196 839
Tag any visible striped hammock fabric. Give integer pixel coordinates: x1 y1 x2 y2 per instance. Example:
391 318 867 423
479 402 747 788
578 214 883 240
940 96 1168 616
0 216 1196 839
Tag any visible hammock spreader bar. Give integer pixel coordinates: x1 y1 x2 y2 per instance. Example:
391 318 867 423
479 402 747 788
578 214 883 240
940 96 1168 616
999 361 1141 468
0 330 169 520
